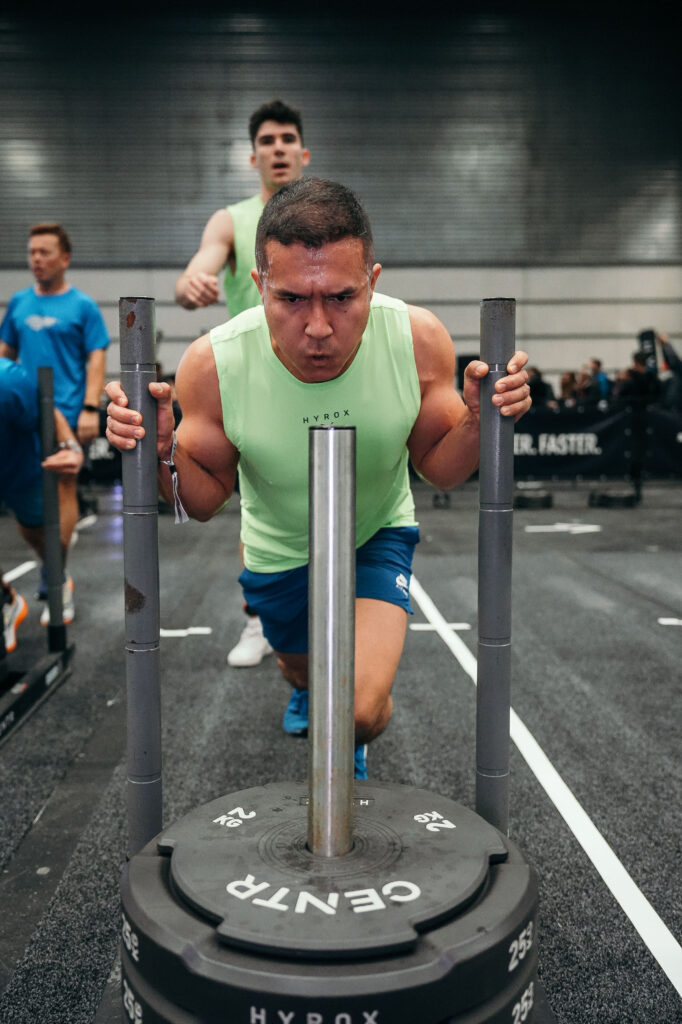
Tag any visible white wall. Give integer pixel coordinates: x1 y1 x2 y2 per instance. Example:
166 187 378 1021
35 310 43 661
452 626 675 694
1 265 680 396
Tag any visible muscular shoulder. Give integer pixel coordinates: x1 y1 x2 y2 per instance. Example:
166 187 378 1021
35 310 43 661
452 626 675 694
176 334 221 419
175 333 240 486
407 304 455 390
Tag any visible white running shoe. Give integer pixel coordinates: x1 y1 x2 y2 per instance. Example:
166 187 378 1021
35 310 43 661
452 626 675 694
40 575 75 626
3 590 28 652
227 615 273 667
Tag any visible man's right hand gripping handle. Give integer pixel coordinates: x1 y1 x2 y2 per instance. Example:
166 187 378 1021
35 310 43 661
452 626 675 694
105 380 175 461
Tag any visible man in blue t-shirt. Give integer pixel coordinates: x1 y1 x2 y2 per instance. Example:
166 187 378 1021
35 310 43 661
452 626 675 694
0 223 109 623
0 358 83 649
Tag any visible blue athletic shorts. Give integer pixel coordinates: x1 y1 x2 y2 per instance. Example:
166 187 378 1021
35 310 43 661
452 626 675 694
1 473 43 527
239 525 420 654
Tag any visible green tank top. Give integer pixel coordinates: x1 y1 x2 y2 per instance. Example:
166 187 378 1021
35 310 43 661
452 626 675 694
223 194 264 316
210 293 421 571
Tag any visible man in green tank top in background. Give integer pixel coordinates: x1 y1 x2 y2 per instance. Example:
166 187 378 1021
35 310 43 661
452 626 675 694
108 179 532 781
174 99 311 669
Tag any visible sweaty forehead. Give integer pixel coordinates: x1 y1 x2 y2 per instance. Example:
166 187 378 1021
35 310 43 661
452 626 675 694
263 239 368 281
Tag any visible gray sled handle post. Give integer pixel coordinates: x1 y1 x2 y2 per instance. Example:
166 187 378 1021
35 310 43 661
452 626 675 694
119 297 163 855
476 298 515 835
308 426 356 858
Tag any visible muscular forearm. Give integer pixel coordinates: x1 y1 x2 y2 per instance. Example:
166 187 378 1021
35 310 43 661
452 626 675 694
43 409 83 475
54 409 80 446
77 350 106 443
84 350 106 407
175 213 231 309
157 445 233 522
174 274 198 309
174 267 221 309
413 407 481 491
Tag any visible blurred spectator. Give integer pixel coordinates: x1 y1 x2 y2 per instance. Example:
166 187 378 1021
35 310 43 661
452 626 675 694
527 366 557 408
575 366 592 401
0 357 84 634
587 358 612 399
559 371 578 407
575 359 612 403
657 334 682 411
612 351 661 403
612 351 660 501
0 222 108 535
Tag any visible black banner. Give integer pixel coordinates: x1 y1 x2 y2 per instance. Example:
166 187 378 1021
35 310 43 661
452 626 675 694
79 403 682 486
644 408 682 477
514 403 682 480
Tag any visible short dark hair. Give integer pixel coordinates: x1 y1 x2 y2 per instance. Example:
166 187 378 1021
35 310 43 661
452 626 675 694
255 178 375 274
249 99 304 146
29 222 72 255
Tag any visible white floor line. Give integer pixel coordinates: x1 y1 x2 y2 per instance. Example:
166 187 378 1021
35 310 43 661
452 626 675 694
409 573 682 999
160 627 213 638
409 621 471 631
2 560 38 584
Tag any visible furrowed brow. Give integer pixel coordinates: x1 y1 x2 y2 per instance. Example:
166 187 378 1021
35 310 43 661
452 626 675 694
327 287 360 299
273 287 308 300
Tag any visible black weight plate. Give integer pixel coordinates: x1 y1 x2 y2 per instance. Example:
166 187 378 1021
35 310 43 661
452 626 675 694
121 947 539 1024
157 781 508 958
121 785 539 1022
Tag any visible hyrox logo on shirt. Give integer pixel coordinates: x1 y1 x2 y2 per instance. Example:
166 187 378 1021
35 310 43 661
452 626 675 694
301 410 351 425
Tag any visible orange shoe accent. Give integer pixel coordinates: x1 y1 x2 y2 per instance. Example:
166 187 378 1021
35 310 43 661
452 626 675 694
4 592 28 653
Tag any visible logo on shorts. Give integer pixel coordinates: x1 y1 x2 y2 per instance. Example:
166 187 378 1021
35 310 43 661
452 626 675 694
395 573 409 597
25 315 58 331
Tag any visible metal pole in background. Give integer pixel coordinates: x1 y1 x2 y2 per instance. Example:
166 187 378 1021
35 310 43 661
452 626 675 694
308 426 356 858
119 297 162 855
476 298 515 835
38 367 66 654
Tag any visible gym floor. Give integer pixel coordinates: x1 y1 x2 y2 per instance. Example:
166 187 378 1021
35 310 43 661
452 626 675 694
0 477 680 1024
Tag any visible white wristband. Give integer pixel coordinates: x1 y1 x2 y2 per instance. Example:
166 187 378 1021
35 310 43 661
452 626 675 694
159 432 189 524
58 439 83 454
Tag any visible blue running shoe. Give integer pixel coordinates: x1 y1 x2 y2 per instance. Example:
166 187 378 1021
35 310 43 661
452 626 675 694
354 744 368 780
36 564 48 601
36 564 66 602
283 688 309 736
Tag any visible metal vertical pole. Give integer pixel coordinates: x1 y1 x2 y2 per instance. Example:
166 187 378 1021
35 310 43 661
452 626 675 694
38 367 66 653
476 298 515 835
308 426 356 858
119 297 163 855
